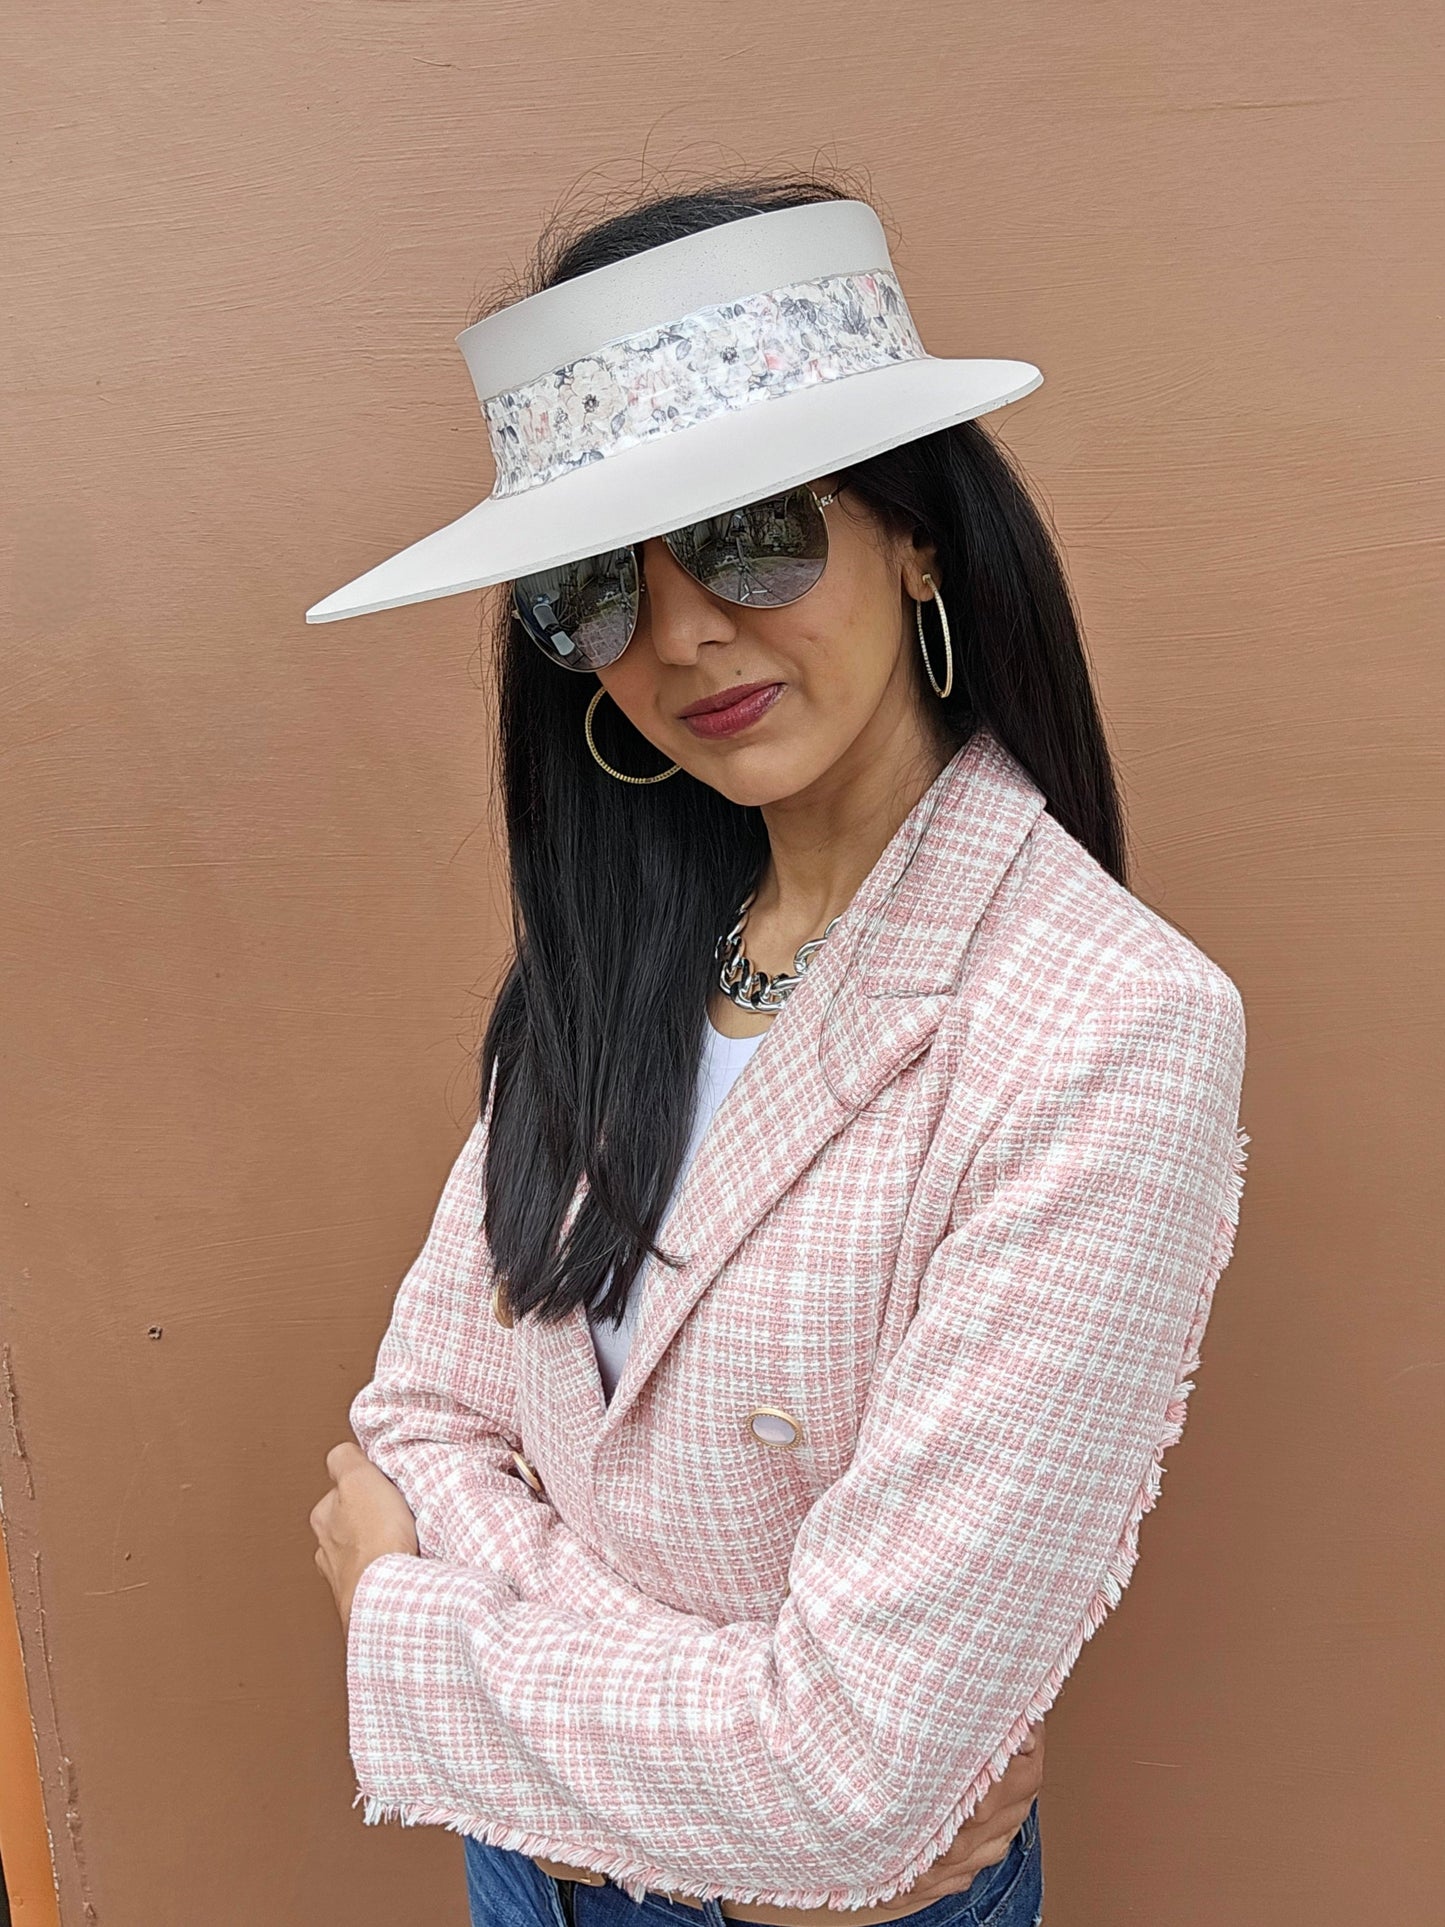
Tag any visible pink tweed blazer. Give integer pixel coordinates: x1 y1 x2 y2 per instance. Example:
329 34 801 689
346 727 1249 1911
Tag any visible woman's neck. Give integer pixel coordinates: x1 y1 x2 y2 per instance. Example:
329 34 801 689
751 706 956 953
706 695 958 1040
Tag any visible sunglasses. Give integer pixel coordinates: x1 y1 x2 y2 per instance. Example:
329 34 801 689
511 481 842 672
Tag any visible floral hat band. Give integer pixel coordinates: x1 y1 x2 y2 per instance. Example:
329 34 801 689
305 200 1042 625
479 268 927 498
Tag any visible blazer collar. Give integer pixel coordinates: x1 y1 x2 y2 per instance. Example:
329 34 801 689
535 727 1049 1438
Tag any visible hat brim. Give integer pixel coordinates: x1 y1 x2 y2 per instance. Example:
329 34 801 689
304 356 1042 625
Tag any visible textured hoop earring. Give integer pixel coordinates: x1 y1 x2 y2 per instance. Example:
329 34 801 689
584 685 681 784
914 572 954 700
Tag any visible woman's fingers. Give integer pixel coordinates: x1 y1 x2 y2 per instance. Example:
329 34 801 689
1008 1726 1045 1803
921 1722 1044 1890
308 1444 419 1635
325 1440 369 1482
309 1444 420 1571
966 1724 1044 1827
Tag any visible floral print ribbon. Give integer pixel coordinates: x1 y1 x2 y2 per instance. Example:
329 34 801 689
482 268 927 497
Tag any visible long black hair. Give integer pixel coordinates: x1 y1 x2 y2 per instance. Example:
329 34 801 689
474 173 1125 1329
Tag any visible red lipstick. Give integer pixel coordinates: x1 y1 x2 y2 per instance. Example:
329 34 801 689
678 681 784 738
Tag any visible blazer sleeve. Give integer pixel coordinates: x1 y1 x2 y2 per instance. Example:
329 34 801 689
344 968 1249 1911
347 1084 712 1630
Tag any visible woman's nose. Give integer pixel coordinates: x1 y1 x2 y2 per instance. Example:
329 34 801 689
636 537 738 661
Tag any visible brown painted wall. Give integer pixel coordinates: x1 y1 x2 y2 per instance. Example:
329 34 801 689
2 5 1440 1922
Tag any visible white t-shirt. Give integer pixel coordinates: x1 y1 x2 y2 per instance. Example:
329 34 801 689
587 1016 767 1403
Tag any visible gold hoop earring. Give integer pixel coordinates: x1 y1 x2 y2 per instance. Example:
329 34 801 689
584 685 680 784
914 573 954 700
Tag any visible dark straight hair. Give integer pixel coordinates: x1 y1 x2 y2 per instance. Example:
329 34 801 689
475 174 1126 1330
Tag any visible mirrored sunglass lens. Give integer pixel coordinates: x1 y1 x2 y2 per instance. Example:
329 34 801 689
512 550 638 669
667 487 827 606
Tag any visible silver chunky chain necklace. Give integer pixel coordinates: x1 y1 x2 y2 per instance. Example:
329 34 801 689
714 888 843 1012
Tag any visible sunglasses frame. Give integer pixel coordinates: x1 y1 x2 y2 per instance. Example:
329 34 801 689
512 480 844 673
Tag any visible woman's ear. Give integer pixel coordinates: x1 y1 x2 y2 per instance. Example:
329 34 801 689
900 524 941 600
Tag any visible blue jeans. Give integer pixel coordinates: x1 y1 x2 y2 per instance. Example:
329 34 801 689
464 1800 1042 1927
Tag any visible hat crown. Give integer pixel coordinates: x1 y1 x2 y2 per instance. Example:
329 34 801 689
457 201 930 500
455 199 900 400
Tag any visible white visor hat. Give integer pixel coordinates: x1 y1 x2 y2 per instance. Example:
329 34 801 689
303 200 1042 625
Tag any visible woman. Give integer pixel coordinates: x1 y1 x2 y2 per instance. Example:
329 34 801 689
308 179 1248 1927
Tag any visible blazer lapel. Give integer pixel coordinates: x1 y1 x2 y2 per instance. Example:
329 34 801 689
526 729 1049 1441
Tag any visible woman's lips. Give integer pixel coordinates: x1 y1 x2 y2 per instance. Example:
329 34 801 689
681 683 784 738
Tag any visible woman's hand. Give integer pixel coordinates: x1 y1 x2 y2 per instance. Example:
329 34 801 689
893 1723 1045 1907
309 1442 419 1638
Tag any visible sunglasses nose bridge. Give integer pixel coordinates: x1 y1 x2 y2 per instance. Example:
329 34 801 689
634 539 746 666
640 528 706 596
635 535 741 632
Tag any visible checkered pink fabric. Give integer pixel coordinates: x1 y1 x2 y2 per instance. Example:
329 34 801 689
346 728 1249 1910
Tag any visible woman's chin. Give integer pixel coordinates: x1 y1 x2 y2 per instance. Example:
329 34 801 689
688 743 841 812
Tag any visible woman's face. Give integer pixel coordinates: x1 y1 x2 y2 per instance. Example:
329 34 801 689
591 474 947 809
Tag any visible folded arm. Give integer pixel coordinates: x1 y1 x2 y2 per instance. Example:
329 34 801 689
349 1096 712 1630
